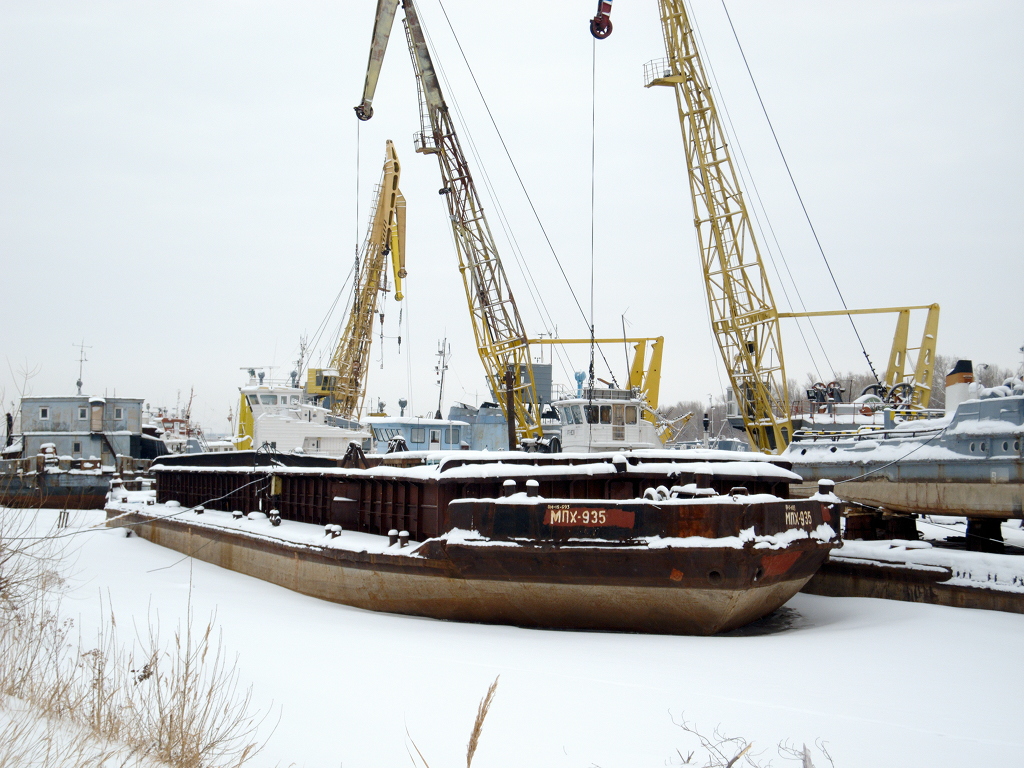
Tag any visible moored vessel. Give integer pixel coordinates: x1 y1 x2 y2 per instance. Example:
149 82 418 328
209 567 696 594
785 361 1024 549
111 448 842 634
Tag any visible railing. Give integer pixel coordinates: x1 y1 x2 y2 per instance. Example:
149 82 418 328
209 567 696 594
643 57 674 87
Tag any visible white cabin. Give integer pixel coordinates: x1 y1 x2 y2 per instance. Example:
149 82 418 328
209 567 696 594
238 377 370 456
551 388 661 452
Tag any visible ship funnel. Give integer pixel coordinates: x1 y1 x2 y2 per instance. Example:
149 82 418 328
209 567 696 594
945 360 974 415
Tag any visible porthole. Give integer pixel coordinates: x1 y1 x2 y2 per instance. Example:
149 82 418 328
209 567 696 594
708 570 723 585
1016 441 1021 451
830 446 837 453
752 567 764 583
801 448 807 455
981 442 987 452
970 443 976 452
1003 441 1010 451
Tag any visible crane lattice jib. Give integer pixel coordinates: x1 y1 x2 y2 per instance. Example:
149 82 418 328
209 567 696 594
649 0 791 452
328 139 406 420
402 0 541 441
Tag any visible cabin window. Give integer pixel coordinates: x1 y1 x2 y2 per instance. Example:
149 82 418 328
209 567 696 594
247 395 258 405
446 427 461 444
291 395 300 404
411 428 425 444
625 406 638 425
114 407 123 420
612 404 625 426
600 405 612 424
39 407 49 420
429 429 441 444
72 441 82 454
571 405 583 425
259 395 277 405
584 406 599 424
78 407 88 420
559 407 574 425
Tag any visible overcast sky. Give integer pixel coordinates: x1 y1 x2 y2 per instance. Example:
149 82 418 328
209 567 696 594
2 0 1022 433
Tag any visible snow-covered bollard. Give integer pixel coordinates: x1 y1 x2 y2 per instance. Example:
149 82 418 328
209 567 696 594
398 531 410 548
525 479 539 498
818 479 836 496
231 510 243 520
194 506 204 515
502 479 517 497
612 453 628 474
388 529 399 546
269 510 281 527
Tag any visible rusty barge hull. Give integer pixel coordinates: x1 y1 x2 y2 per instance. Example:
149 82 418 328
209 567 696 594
132 450 841 634
113 506 829 635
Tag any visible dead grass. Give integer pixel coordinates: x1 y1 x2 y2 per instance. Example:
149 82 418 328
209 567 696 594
0 507 269 768
408 675 500 768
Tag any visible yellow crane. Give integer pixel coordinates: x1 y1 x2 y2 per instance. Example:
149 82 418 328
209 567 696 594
307 139 406 420
354 0 542 446
608 0 940 451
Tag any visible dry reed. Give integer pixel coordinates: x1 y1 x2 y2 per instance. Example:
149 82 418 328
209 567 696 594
0 507 269 768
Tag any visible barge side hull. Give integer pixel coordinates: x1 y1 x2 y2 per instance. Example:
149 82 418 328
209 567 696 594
115 510 822 636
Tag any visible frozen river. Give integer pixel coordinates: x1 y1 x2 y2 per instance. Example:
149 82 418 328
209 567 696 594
45 509 1024 767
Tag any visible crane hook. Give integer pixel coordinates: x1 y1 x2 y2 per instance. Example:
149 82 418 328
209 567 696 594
590 0 613 39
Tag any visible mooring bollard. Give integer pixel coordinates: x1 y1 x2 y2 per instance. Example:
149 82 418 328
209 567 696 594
398 530 409 548
525 479 539 498
388 529 399 546
502 479 517 497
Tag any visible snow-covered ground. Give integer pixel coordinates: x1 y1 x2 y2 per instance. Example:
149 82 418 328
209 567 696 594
34 509 1024 767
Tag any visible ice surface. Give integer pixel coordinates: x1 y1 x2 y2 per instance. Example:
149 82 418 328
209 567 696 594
21 508 1024 767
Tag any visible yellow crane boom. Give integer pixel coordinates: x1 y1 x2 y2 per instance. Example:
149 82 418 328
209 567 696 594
355 0 542 445
638 1 940 449
307 139 406 420
645 0 790 452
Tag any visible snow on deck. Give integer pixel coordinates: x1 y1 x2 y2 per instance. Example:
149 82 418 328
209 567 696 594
152 453 803 483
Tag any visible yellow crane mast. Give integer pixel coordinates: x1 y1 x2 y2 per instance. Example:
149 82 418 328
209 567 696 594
307 139 406 420
355 0 542 445
644 0 791 452
632 1 939 450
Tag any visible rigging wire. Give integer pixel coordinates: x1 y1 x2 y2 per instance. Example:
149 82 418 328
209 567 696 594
588 35 597 451
432 0 620 385
717 0 880 385
420 12 577 385
688 14 831 383
305 262 356 369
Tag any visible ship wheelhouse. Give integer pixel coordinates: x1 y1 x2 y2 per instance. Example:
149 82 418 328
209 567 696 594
554 388 661 452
